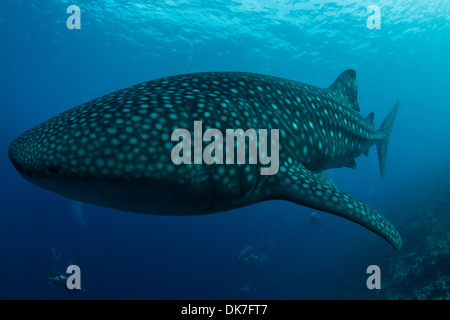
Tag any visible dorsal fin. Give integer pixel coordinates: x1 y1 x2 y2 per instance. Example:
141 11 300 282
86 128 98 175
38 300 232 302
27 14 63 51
365 112 375 128
327 69 360 112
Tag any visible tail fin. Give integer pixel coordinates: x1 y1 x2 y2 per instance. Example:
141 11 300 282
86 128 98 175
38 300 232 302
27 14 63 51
377 101 399 178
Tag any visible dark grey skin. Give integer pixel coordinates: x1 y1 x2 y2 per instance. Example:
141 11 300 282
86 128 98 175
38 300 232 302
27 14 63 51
8 70 401 249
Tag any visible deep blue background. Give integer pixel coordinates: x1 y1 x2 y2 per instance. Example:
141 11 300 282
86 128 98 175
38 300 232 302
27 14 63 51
1 1 449 299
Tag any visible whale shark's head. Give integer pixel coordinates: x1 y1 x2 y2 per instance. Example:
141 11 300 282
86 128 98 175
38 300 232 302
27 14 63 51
8 113 108 201
7 82 217 215
9 121 66 186
7 96 172 212
8 112 187 214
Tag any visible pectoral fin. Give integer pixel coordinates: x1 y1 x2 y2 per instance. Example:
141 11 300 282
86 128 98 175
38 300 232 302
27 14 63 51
345 159 358 169
276 164 402 249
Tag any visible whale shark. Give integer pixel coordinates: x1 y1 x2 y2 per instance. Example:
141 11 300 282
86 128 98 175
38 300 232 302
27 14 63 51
8 70 402 249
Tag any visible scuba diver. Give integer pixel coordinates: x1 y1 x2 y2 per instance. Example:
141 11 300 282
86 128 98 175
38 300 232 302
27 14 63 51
46 269 71 291
237 245 258 264
235 241 269 297
237 245 257 265
307 211 323 227
236 243 267 265
46 266 86 293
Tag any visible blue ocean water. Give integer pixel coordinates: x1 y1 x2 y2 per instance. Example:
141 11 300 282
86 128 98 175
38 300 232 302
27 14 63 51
1 0 449 300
